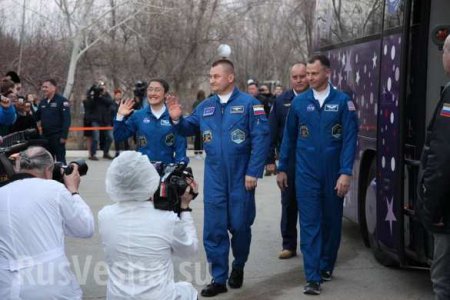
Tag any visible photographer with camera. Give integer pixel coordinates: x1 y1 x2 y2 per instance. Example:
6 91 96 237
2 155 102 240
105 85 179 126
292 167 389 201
86 81 114 160
98 151 198 300
0 146 94 299
114 79 189 164
133 80 148 110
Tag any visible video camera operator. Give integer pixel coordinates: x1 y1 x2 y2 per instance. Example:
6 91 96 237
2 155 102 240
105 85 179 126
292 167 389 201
86 81 114 160
98 151 199 300
133 80 148 110
0 146 94 299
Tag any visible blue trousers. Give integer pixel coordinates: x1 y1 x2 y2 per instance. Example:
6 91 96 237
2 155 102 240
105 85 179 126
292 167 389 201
280 166 298 251
203 157 256 284
297 184 343 283
45 134 66 164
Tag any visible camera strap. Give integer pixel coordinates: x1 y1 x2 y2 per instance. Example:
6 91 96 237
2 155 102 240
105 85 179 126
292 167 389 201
0 173 35 188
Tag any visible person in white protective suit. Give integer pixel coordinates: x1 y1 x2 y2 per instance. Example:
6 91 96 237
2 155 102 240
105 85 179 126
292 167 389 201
0 146 94 300
98 151 199 300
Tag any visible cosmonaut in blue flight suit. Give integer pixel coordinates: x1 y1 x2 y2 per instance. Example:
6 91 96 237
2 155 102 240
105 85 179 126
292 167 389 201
277 55 358 295
167 59 270 297
113 79 188 165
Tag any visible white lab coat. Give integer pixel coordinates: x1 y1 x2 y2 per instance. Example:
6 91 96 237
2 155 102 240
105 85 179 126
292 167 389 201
98 201 198 300
0 177 94 299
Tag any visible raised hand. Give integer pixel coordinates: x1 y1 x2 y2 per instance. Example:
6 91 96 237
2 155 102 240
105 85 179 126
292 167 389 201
117 98 135 117
166 94 183 121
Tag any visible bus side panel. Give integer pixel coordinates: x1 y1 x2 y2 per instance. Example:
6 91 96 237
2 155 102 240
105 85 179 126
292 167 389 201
376 33 403 251
326 40 381 222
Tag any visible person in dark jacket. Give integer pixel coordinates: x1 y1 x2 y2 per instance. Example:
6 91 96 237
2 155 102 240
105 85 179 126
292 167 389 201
266 62 309 260
86 81 114 160
417 34 450 300
8 98 39 137
35 79 71 164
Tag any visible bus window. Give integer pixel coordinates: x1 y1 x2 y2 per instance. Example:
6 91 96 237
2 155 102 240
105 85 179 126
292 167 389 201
314 0 383 49
384 0 405 30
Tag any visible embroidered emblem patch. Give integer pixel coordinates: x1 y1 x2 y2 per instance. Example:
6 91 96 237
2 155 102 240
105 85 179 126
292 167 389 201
137 136 147 148
332 124 343 139
63 101 70 107
143 117 151 124
203 107 215 117
50 102 57 108
231 129 246 144
440 103 450 117
202 130 213 143
347 101 356 111
231 106 244 114
253 105 265 116
165 133 175 146
160 119 171 126
325 104 339 112
300 125 309 138
283 103 291 107
307 104 315 112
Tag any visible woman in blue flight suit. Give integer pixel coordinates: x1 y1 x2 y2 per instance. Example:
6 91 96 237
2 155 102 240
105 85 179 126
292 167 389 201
113 79 188 164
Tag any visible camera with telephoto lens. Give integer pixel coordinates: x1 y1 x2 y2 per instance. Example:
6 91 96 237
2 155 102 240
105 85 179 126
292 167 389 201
87 83 104 100
133 81 148 100
152 162 196 215
52 160 88 183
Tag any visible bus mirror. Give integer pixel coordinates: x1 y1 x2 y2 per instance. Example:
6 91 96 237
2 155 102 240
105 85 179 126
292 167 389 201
431 25 450 50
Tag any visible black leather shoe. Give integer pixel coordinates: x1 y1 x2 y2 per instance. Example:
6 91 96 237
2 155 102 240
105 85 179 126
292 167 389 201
228 268 244 289
200 281 227 297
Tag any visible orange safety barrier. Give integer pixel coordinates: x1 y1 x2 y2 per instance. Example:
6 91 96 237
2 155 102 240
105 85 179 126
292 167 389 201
69 126 113 131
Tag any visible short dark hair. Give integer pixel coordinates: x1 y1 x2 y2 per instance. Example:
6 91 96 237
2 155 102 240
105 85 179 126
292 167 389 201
43 79 58 87
307 55 331 69
1 78 15 96
149 78 170 93
211 59 235 73
5 71 20 83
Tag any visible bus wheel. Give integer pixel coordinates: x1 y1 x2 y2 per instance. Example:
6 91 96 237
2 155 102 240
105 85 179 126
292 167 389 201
363 160 398 267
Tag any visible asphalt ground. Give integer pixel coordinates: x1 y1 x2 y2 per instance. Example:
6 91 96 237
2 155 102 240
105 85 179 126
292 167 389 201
64 151 434 300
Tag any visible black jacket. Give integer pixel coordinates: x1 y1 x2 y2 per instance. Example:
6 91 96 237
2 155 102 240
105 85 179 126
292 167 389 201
417 83 450 233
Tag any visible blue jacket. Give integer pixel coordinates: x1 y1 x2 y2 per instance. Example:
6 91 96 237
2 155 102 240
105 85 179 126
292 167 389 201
35 94 71 138
0 105 16 126
278 86 358 177
114 106 188 164
172 87 270 178
267 89 296 165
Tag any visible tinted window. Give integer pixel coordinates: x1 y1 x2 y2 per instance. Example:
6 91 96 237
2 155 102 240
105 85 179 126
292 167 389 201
384 0 405 30
314 0 384 49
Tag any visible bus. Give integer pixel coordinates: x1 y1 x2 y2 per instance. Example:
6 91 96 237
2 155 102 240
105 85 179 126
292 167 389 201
312 0 450 267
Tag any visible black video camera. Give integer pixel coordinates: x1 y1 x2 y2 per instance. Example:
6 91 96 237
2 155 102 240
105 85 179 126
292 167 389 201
133 81 148 100
152 162 196 215
87 83 104 100
52 160 89 183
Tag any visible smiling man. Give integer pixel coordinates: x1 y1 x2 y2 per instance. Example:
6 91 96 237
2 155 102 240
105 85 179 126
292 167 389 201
277 55 358 295
167 59 270 297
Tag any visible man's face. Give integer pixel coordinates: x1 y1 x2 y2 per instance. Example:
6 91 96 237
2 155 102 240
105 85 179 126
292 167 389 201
443 39 450 76
247 84 259 97
274 86 283 96
114 93 122 102
209 64 233 94
290 64 308 93
41 81 56 98
259 85 270 95
306 60 330 91
146 81 166 106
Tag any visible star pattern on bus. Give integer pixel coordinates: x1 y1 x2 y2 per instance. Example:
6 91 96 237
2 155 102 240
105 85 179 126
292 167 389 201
385 196 397 236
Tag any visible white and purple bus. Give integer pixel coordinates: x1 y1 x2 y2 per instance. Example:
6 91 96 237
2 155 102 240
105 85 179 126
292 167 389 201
313 0 450 266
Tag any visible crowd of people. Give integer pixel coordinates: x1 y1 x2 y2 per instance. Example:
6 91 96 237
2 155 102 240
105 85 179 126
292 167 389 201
0 36 449 299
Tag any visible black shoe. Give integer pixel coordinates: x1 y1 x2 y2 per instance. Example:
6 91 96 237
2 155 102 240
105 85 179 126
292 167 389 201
228 268 244 289
103 153 114 160
200 281 227 297
303 281 321 295
88 156 99 161
321 270 332 282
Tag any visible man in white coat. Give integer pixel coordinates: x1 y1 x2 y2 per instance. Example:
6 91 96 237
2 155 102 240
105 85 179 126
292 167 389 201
98 151 199 300
0 146 94 299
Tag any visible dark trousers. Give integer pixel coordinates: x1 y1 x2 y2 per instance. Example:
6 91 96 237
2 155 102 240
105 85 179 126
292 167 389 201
194 130 203 153
281 166 298 251
432 233 450 300
45 134 66 164
114 139 129 154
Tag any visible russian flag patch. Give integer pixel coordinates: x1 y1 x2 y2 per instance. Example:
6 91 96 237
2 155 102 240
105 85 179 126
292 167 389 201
440 104 450 118
253 104 265 115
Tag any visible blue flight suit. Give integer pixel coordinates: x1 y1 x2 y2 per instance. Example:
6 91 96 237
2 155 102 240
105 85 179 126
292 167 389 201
172 87 270 284
267 89 299 252
0 105 16 126
278 85 358 283
35 94 71 163
113 106 188 164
